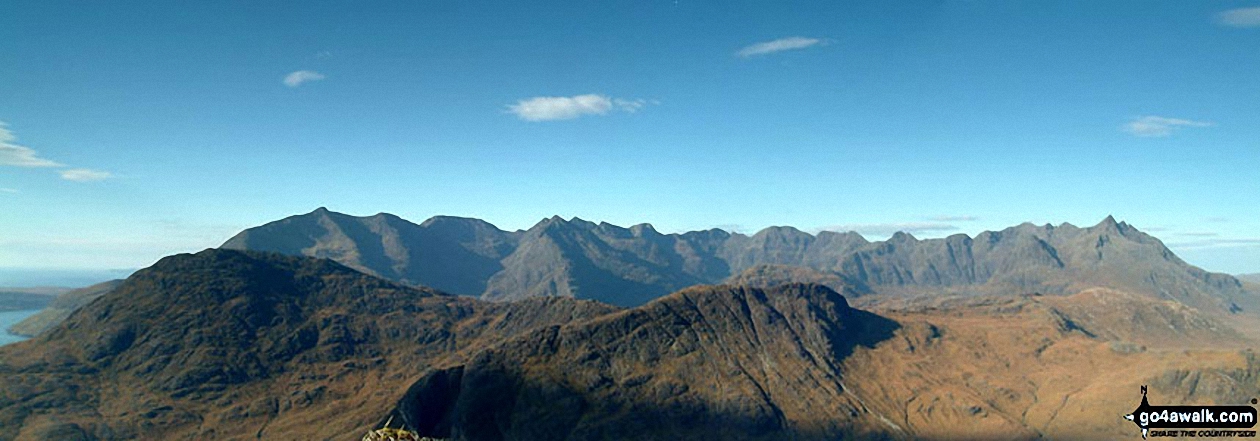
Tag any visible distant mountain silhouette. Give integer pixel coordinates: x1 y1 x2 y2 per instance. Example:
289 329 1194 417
1239 273 1260 284
6 279 121 337
224 210 1254 312
221 208 518 295
0 288 60 311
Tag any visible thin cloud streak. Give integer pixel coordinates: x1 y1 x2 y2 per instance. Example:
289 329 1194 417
614 98 655 113
1177 232 1219 237
1167 238 1260 249
59 168 113 182
1123 116 1212 137
283 70 326 87
0 122 62 167
819 222 960 238
737 37 823 58
1 122 113 182
1218 7 1260 28
508 94 654 122
929 215 979 222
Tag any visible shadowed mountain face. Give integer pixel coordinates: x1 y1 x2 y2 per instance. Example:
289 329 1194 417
389 284 900 440
224 210 1253 311
0 249 617 439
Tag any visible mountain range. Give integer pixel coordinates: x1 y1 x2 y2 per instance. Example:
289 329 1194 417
0 209 1255 439
1 249 1255 440
223 209 1253 312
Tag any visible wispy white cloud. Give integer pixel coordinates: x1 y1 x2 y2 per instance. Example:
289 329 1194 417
1123 115 1212 137
1167 238 1260 249
929 215 979 222
0 219 248 268
283 70 326 87
1218 7 1260 27
59 168 113 182
0 122 62 167
508 94 611 121
819 222 960 238
1 121 113 183
614 98 657 113
712 224 747 234
0 188 17 194
736 37 823 58
508 94 654 122
1177 232 1219 237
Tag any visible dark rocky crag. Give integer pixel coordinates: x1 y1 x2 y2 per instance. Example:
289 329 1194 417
223 210 1254 312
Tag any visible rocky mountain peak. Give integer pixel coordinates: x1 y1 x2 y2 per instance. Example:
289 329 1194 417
889 231 918 242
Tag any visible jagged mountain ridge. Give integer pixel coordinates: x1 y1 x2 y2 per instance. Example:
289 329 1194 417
223 209 1252 311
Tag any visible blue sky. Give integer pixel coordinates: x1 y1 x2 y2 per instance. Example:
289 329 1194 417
2 0 1259 279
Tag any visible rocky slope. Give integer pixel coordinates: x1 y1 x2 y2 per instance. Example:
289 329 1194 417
724 264 866 297
224 210 1254 312
388 285 1258 440
841 291 1259 440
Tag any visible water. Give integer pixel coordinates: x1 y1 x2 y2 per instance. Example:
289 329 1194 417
0 268 134 287
0 309 41 346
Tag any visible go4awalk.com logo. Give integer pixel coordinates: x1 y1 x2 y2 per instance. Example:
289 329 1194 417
1124 385 1258 438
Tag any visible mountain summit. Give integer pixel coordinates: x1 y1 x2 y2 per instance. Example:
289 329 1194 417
223 209 1251 311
